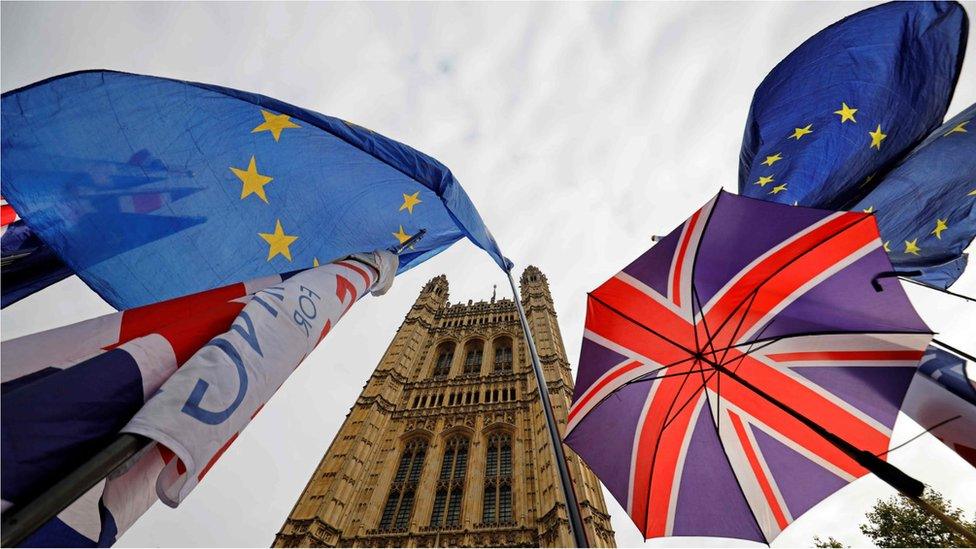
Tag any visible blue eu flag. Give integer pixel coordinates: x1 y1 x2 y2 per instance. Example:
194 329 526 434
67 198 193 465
738 1 967 210
852 103 976 288
1 71 509 308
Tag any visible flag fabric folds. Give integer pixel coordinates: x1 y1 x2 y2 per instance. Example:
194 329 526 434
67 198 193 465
900 347 976 469
0 195 18 228
737 1 975 288
1 70 507 309
739 1 967 211
1 251 396 546
851 104 976 288
122 250 396 506
1 219 74 308
2 269 290 545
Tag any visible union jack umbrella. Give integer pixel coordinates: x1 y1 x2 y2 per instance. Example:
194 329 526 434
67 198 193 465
564 190 934 543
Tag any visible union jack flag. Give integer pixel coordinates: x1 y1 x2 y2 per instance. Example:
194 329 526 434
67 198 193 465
2 252 396 547
564 191 932 543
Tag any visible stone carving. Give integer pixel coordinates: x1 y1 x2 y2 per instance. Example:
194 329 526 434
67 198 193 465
273 270 615 548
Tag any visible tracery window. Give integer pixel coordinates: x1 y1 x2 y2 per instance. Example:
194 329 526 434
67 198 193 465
463 340 484 376
493 337 513 372
432 342 454 378
430 436 469 527
379 438 427 531
482 432 513 524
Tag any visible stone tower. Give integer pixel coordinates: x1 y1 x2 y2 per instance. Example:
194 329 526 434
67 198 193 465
273 267 615 547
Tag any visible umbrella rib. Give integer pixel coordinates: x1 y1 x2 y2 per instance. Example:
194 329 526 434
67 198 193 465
694 283 759 368
628 365 711 386
687 190 722 330
588 293 698 356
696 214 876 351
725 321 777 378
662 368 716 432
702 325 775 545
641 359 700 535
691 284 719 359
657 360 697 433
710 322 773 445
720 293 761 367
701 387 772 546
566 354 703 437
877 415 962 457
703 328 935 358
686 191 723 360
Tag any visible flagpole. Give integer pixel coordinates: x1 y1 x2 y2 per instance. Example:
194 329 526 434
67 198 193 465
2 234 433 548
1 434 151 547
506 268 589 548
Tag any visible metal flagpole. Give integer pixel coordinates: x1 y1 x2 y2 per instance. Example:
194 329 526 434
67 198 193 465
1 434 151 547
506 268 589 548
1 232 431 548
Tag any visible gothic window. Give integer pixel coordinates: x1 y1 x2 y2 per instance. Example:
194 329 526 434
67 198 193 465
482 432 513 524
463 340 484 376
432 343 455 379
493 337 513 372
379 438 428 531
430 436 469 527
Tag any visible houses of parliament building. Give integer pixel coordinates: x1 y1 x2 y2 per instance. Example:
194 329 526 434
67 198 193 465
273 267 616 548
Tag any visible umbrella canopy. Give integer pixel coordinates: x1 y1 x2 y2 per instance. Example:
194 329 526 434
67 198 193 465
564 190 932 543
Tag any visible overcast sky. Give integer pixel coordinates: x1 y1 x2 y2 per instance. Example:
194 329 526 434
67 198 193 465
2 2 975 547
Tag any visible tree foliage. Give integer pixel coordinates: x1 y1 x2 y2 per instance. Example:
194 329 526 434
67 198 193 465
859 490 975 548
812 489 975 548
813 535 847 548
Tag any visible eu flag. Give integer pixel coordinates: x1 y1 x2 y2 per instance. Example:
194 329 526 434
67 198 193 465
1 70 508 309
738 1 967 210
852 103 976 288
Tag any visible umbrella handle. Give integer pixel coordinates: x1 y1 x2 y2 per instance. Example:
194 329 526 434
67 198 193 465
871 270 922 292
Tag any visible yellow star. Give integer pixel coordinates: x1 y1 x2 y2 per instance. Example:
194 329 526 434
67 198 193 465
399 191 422 214
903 238 920 256
252 110 300 142
862 205 874 213
313 257 320 267
869 125 887 150
258 219 298 261
943 120 969 137
753 175 774 187
769 183 788 195
761 152 783 167
883 241 891 253
229 156 273 203
834 103 857 123
970 189 976 196
931 218 948 240
790 124 813 140
392 225 411 244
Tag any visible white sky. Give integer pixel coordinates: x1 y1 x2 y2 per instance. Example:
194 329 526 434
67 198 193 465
2 2 975 547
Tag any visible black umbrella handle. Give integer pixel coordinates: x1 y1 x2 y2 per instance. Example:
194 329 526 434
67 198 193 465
707 359 976 545
871 270 922 292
